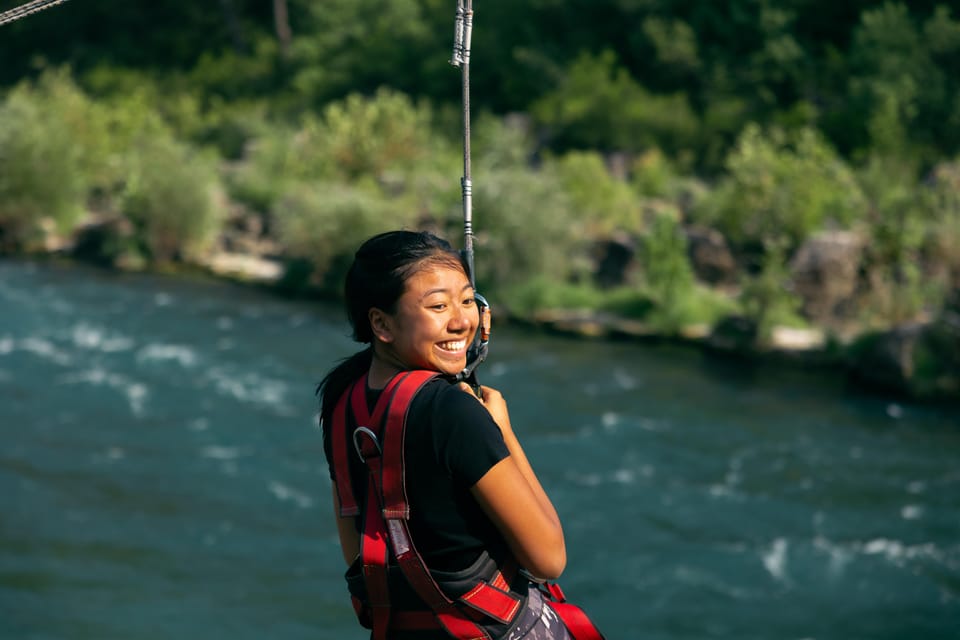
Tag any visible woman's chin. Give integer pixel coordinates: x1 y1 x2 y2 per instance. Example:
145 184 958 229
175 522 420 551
433 356 467 376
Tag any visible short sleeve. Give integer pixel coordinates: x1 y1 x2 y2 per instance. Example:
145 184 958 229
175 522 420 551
430 384 510 487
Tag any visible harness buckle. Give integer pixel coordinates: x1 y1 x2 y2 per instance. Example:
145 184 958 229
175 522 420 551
352 426 381 462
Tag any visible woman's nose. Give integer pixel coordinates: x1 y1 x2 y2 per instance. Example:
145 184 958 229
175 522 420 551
449 303 474 332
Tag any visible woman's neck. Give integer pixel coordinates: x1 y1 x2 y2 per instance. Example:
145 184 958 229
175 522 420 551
367 346 406 390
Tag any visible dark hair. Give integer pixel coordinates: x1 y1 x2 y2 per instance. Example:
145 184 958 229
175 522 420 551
317 230 466 421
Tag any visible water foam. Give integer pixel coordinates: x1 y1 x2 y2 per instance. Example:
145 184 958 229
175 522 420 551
20 337 72 366
71 323 135 353
762 537 789 582
58 367 148 416
137 343 199 367
268 480 314 509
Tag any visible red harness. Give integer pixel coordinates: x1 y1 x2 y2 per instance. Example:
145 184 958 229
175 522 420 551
330 370 605 640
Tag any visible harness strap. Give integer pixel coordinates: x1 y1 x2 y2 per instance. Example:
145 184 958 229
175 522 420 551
333 369 606 640
332 372 408 517
331 391 358 516
361 458 391 640
343 370 525 640
538 583 607 640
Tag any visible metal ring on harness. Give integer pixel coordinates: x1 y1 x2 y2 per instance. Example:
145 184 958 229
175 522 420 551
353 426 381 462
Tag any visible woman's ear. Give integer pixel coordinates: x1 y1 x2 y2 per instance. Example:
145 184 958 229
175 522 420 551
368 308 394 344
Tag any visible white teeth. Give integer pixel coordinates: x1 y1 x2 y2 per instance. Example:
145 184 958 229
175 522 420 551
438 340 466 352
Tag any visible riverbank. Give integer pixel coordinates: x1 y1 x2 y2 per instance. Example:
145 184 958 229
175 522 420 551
9 234 959 407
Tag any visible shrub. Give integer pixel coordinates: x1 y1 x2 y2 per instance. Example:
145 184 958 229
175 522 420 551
925 162 960 290
857 155 944 325
0 70 104 250
532 50 699 155
272 180 418 292
548 151 644 236
230 88 456 217
319 88 443 181
636 210 734 332
470 165 585 294
739 241 805 341
697 124 866 252
498 276 605 315
121 133 225 263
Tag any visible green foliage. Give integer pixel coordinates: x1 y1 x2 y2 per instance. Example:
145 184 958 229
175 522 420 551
121 134 225 263
926 162 960 289
532 50 699 155
636 209 732 333
697 124 866 251
499 276 605 315
642 17 701 77
272 181 419 291
857 154 943 324
738 241 805 342
319 88 443 180
470 165 584 293
548 151 643 236
0 70 104 249
229 88 455 215
471 112 536 173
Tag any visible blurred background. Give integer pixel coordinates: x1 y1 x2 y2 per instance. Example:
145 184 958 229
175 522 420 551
1 1 958 638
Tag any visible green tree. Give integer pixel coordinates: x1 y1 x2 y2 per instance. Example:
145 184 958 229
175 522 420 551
698 124 865 253
532 50 698 155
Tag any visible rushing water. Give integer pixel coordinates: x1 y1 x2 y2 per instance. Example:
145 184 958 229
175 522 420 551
1 259 958 640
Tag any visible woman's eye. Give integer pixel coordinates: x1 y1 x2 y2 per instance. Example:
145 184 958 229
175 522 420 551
429 303 447 311
462 297 475 306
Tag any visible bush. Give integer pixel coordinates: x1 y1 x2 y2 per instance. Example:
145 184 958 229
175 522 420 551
121 133 225 263
926 162 960 290
0 70 104 250
532 50 699 155
548 151 644 236
229 88 457 217
272 180 418 292
498 276 605 315
636 210 734 332
319 88 446 181
857 155 944 325
470 165 585 294
739 241 805 342
697 124 866 252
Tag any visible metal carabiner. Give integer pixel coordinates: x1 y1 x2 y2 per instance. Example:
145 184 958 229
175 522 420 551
353 426 381 462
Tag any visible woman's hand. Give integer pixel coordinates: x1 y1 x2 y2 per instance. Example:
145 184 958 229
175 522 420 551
458 382 511 434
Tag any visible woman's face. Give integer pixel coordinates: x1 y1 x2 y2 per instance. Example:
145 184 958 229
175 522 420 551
375 262 478 376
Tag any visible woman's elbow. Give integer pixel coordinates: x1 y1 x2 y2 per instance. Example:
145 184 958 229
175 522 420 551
523 533 566 581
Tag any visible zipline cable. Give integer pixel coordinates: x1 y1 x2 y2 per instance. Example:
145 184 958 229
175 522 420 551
450 0 490 388
451 0 475 286
0 0 70 27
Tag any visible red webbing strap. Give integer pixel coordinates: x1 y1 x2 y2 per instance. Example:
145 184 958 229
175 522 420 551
334 371 409 517
352 371 521 640
380 372 520 636
351 372 415 640
380 370 436 518
360 450 391 640
540 583 607 640
330 390 358 517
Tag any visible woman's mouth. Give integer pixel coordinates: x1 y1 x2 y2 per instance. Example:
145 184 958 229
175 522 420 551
436 339 467 354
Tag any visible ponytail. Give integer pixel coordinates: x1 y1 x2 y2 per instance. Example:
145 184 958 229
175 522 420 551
317 347 373 424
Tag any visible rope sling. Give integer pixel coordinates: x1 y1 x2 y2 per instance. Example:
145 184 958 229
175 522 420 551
0 0 70 27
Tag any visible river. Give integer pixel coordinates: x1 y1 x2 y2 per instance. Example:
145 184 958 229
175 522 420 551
1 259 958 639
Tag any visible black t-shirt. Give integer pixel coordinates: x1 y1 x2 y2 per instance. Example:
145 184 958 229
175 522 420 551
323 375 511 572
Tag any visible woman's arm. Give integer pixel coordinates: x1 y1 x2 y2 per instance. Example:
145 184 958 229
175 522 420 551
332 484 360 566
464 384 566 581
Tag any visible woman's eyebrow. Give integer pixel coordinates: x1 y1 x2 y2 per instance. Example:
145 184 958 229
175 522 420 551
420 284 474 300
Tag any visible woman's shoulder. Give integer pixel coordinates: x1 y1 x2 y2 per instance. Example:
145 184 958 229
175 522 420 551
413 375 487 416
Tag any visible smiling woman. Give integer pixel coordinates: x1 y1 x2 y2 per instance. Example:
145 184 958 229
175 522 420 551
316 230 599 639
